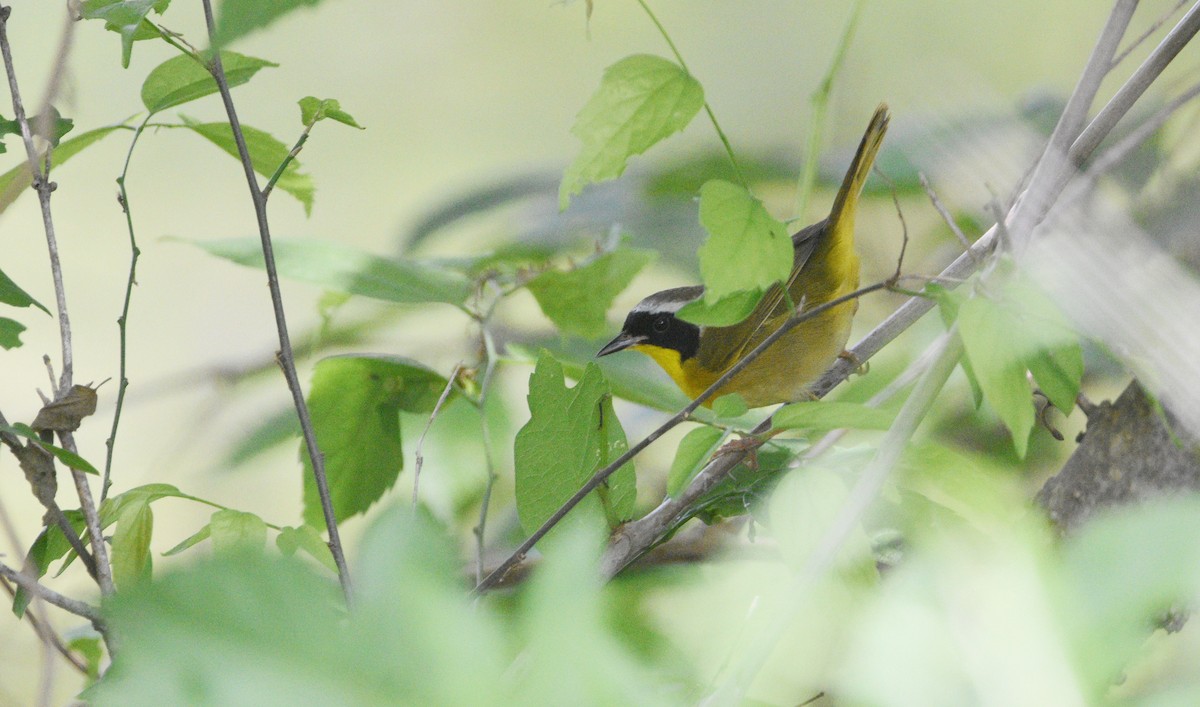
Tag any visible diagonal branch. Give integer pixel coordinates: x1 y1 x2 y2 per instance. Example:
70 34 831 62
198 0 353 604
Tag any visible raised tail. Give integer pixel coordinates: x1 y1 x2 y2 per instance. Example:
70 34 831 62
827 103 890 232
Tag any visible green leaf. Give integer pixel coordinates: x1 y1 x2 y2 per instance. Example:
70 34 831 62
957 296 1035 457
768 465 877 583
0 317 25 349
517 341 691 413
275 524 337 573
0 265 50 314
1006 281 1082 413
0 126 123 214
1028 343 1082 414
67 634 104 681
141 51 277 114
175 236 472 305
675 288 762 327
298 96 363 129
302 355 454 525
927 282 982 406
695 179 793 299
0 108 74 148
100 483 200 526
180 117 313 214
711 393 748 419
559 54 704 209
772 401 896 432
209 509 267 555
12 515 84 617
212 0 322 48
667 426 724 497
0 423 100 474
513 353 637 537
526 249 655 338
79 0 171 68
162 524 210 556
110 500 154 589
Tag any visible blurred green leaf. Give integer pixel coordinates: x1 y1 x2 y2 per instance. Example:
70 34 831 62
78 0 171 67
12 511 85 617
67 633 104 682
213 0 322 48
301 355 454 526
711 393 748 419
180 117 313 213
526 248 655 338
957 296 1035 457
0 317 25 349
559 54 704 209
667 425 724 497
141 52 276 113
772 401 895 432
927 283 983 407
0 265 50 314
768 465 877 583
209 509 267 556
111 499 154 589
176 236 472 305
162 524 210 556
514 353 636 537
298 96 363 129
275 524 337 573
0 126 123 214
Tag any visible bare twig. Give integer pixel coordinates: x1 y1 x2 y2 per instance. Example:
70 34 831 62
473 328 502 584
1111 0 1191 67
413 363 463 508
474 277 898 594
919 172 976 259
103 115 153 502
1083 78 1200 180
0 561 102 623
198 0 352 604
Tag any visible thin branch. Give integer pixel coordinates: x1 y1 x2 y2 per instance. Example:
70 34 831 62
1111 0 1191 67
474 277 897 594
0 577 88 674
198 0 352 604
0 561 102 623
919 172 976 259
262 124 312 199
412 362 462 508
1083 77 1200 179
1072 2 1200 166
103 115 153 502
473 328 502 585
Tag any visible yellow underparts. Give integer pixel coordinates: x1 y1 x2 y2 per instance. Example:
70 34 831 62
632 343 720 405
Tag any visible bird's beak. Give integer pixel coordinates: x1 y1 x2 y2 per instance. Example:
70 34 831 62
597 332 645 357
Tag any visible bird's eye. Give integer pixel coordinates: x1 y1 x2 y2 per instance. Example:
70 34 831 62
652 316 670 333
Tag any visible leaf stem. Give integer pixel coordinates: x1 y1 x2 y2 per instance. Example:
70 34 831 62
103 115 152 502
634 0 746 185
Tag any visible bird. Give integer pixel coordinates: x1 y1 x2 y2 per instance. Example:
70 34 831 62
597 104 890 408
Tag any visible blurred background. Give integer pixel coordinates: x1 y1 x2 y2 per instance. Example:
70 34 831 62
1 0 1198 703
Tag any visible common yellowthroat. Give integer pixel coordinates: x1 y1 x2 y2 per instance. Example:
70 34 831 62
597 104 890 408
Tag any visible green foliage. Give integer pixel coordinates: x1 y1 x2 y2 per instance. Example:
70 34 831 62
110 498 153 590
559 54 704 209
526 248 655 338
667 425 724 497
767 465 877 583
275 524 337 572
212 0 324 49
772 401 895 432
180 117 314 213
0 317 25 348
79 0 171 68
301 355 457 526
956 277 1083 457
177 236 472 305
0 265 49 314
141 52 277 114
91 507 683 705
514 353 636 537
11 511 85 617
298 96 363 129
695 179 791 296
